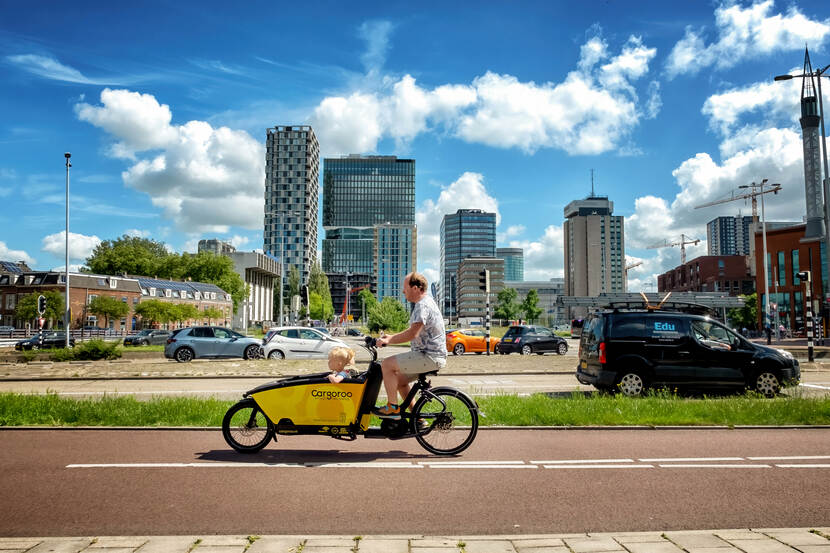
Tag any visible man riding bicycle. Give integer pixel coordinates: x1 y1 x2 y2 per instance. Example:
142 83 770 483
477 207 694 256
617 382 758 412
373 272 446 419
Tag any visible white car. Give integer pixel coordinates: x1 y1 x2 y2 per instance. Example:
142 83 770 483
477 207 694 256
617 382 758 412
262 326 349 360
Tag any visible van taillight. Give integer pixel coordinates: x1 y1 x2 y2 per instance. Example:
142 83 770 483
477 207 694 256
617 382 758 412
599 342 606 364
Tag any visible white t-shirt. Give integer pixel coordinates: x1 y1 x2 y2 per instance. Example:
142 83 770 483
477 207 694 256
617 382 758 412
409 294 447 361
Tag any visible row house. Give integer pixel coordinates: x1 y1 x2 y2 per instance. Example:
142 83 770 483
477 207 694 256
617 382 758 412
0 270 233 331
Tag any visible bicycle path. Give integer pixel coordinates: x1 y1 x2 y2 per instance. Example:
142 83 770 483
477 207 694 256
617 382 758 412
2 528 828 552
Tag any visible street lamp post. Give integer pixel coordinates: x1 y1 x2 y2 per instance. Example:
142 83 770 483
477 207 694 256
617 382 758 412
776 58 830 340
64 152 71 348
740 181 776 338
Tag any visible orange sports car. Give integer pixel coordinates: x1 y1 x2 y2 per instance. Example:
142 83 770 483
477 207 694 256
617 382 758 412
445 328 500 355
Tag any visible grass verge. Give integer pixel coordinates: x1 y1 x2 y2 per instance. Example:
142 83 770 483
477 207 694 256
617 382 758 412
0 390 828 427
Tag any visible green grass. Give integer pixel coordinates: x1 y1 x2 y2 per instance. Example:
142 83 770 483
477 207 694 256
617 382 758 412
1 390 828 427
119 344 165 352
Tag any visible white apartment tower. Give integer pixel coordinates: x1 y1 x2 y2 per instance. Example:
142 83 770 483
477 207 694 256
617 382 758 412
264 125 320 284
563 196 625 298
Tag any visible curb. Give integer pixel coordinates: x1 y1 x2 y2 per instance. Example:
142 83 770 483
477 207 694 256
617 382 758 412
3 425 830 431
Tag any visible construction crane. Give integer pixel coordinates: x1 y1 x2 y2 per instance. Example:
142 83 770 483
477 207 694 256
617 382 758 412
647 234 701 265
339 285 370 323
623 260 642 292
694 181 782 225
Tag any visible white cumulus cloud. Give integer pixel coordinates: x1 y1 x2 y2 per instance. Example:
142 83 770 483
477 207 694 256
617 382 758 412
312 32 657 156
41 231 101 262
666 1 830 78
508 225 564 281
76 89 265 233
0 241 35 265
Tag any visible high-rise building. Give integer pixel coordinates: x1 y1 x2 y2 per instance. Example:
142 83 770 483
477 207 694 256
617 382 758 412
456 257 504 320
374 223 417 305
497 247 524 281
264 125 319 285
440 209 497 317
563 196 625 306
321 155 416 301
706 216 754 256
198 239 236 256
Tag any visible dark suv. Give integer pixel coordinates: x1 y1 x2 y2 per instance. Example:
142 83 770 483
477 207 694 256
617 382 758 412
496 325 568 355
576 310 800 397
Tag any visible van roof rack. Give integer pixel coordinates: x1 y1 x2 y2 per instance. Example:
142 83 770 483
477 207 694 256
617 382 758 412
604 292 714 315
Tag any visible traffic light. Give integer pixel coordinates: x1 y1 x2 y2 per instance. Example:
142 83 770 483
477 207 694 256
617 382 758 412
37 295 46 315
797 271 810 281
302 285 310 306
478 269 490 293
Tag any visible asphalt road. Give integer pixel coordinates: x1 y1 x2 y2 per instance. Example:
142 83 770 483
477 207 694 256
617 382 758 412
1 428 828 536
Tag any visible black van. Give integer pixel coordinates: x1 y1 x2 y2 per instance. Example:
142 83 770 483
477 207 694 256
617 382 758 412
576 310 800 397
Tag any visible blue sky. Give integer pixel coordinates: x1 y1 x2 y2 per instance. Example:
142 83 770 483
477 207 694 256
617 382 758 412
2 0 829 290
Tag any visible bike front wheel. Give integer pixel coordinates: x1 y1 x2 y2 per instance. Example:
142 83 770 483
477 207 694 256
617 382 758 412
222 398 274 453
413 387 478 455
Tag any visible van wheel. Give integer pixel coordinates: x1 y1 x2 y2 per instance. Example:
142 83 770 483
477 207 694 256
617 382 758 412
617 372 646 397
754 370 781 397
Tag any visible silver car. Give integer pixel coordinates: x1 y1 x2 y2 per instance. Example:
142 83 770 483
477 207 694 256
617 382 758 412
164 326 263 363
262 326 349 360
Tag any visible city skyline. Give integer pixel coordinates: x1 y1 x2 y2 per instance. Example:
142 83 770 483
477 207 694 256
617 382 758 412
2 1 830 292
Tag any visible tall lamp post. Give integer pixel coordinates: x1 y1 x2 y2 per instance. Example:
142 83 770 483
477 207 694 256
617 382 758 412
64 153 71 348
775 56 830 339
740 181 778 338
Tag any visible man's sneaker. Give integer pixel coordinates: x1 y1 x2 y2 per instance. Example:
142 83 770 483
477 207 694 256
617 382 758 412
372 403 401 419
416 418 431 433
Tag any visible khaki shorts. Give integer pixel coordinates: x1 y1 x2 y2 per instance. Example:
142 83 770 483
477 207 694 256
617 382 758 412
393 350 446 381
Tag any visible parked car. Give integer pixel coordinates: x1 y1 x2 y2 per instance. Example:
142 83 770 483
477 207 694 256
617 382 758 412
446 328 499 355
496 325 568 355
163 326 263 363
346 327 363 337
575 309 801 397
262 326 349 359
0 325 14 337
15 332 75 350
123 329 172 346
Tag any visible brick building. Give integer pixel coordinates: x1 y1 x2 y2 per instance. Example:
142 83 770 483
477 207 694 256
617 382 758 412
657 255 754 296
752 223 826 334
0 271 232 331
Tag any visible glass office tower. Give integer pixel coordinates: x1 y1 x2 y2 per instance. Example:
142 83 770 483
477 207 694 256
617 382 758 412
497 247 524 281
440 209 497 318
322 155 416 301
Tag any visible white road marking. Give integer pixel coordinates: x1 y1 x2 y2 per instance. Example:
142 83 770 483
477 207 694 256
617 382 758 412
748 455 830 460
639 457 744 462
425 464 538 469
658 464 770 468
775 464 830 468
419 460 525 465
800 383 830 390
531 458 634 464
543 464 652 469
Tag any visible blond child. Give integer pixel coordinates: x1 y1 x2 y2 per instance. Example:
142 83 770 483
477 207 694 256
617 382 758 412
327 346 356 383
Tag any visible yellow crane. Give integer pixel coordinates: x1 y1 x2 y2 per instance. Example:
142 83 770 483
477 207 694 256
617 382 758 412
647 234 700 265
623 260 642 292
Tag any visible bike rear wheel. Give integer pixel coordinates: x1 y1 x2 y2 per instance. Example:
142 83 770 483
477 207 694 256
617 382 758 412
412 387 478 455
222 398 274 453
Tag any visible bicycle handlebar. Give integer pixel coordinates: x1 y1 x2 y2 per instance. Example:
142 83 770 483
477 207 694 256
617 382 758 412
363 336 378 361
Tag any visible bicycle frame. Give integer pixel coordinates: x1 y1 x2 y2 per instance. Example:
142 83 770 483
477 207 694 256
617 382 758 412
242 339 442 441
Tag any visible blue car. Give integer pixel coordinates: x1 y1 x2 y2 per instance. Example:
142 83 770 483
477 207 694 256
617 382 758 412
164 326 262 363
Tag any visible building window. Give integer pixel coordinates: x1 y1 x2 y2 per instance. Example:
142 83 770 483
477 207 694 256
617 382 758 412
778 251 786 287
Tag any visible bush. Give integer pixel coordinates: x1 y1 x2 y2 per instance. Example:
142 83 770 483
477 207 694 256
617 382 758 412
49 348 76 362
19 350 37 363
50 339 122 362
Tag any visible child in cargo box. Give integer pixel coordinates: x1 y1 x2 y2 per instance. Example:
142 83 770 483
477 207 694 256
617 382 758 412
327 346 357 383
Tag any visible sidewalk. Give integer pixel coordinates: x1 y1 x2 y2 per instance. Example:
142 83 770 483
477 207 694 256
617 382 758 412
2 528 829 553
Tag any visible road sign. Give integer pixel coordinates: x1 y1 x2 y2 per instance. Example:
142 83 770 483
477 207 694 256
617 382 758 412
38 317 45 329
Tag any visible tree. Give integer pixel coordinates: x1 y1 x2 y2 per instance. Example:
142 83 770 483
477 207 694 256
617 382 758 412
87 296 129 329
368 297 410 333
134 299 172 327
357 289 377 323
15 291 65 328
308 291 324 320
520 289 543 324
288 265 300 300
203 306 224 325
728 292 758 331
494 287 520 321
308 261 334 321
85 235 169 277
169 303 199 327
